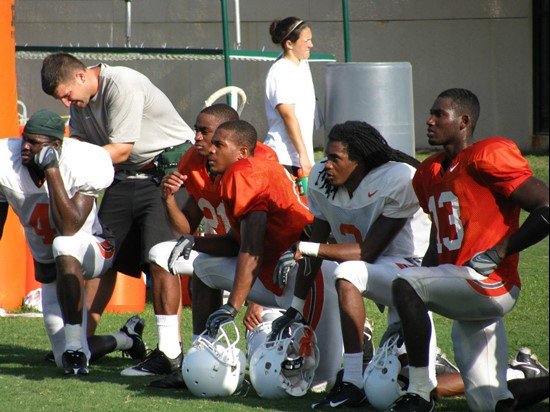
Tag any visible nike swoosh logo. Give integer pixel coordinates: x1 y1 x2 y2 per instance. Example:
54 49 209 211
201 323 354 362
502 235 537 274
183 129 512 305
449 162 459 172
329 400 349 407
368 191 378 197
518 365 542 374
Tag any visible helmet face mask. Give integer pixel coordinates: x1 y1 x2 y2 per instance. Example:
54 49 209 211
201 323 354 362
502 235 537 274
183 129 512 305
249 320 319 399
183 321 246 397
363 334 407 410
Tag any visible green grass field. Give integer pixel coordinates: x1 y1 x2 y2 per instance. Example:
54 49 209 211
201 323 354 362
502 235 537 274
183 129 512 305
0 155 547 411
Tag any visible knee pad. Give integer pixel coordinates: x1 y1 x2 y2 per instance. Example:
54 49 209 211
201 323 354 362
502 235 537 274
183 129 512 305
148 241 175 272
333 260 368 292
52 235 85 263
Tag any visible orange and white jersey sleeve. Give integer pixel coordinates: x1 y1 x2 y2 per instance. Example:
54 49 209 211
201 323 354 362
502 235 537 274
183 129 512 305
413 137 532 287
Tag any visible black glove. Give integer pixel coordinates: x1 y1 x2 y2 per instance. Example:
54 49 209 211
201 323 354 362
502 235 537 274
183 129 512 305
464 247 502 276
268 306 304 341
273 246 297 288
34 145 60 170
205 303 238 339
167 234 194 275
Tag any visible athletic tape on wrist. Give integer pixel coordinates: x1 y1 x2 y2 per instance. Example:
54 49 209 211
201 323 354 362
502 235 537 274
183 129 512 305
298 241 320 258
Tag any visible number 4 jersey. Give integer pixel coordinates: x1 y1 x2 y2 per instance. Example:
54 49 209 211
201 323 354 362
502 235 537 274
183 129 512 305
0 138 114 263
413 137 533 288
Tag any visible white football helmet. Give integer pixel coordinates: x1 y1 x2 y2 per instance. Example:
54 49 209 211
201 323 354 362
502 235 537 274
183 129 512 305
182 321 246 397
363 334 407 410
245 308 285 361
249 322 319 399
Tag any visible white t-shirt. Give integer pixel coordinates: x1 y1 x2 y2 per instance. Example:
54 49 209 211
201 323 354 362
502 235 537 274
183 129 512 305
69 64 195 170
307 160 431 258
0 138 114 263
264 58 316 168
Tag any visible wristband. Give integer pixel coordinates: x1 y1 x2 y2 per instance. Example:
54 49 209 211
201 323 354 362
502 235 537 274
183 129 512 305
291 296 306 313
298 241 320 258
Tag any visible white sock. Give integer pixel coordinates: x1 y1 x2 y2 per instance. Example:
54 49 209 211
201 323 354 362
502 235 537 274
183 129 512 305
407 366 435 402
156 314 182 359
64 323 83 352
41 282 65 367
112 331 134 351
343 352 364 388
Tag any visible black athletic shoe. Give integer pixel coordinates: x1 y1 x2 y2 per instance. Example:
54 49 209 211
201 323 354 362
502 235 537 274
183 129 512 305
62 350 89 375
509 347 549 379
363 318 375 365
120 315 147 360
120 347 182 376
435 347 459 376
387 393 435 412
149 369 187 389
312 382 367 409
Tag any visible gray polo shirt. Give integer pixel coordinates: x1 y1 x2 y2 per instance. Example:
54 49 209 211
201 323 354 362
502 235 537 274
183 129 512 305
69 64 194 170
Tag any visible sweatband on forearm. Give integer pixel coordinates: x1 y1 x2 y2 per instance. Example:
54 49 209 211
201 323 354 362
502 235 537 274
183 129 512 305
298 241 320 257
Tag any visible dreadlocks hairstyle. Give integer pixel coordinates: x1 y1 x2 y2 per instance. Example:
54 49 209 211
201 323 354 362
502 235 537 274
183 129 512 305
41 53 87 96
316 121 420 199
438 88 480 134
200 103 239 124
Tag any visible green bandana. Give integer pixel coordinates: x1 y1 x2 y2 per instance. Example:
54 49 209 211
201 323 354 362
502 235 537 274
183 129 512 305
23 109 65 141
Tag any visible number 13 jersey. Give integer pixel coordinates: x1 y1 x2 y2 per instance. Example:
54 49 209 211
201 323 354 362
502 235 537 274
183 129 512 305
413 137 533 287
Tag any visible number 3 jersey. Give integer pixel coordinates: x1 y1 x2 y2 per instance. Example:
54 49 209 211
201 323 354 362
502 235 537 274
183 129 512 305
412 137 533 288
308 159 431 259
0 138 114 263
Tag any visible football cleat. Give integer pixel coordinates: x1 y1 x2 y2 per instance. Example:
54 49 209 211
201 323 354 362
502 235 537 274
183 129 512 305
387 393 435 412
509 347 549 379
120 347 182 376
62 350 89 375
120 315 147 360
435 347 460 376
149 369 187 389
312 381 367 409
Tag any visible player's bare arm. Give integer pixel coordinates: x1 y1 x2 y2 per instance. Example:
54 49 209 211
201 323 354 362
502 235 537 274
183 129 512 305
291 217 331 300
43 168 94 236
306 215 407 263
227 210 267 312
161 172 203 237
192 230 240 257
494 176 549 258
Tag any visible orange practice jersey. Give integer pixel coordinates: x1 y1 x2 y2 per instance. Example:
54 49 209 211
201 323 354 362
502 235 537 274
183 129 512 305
413 137 532 288
221 156 313 295
177 142 278 235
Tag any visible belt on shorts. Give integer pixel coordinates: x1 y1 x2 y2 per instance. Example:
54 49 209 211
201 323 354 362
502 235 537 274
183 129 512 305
115 162 157 179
